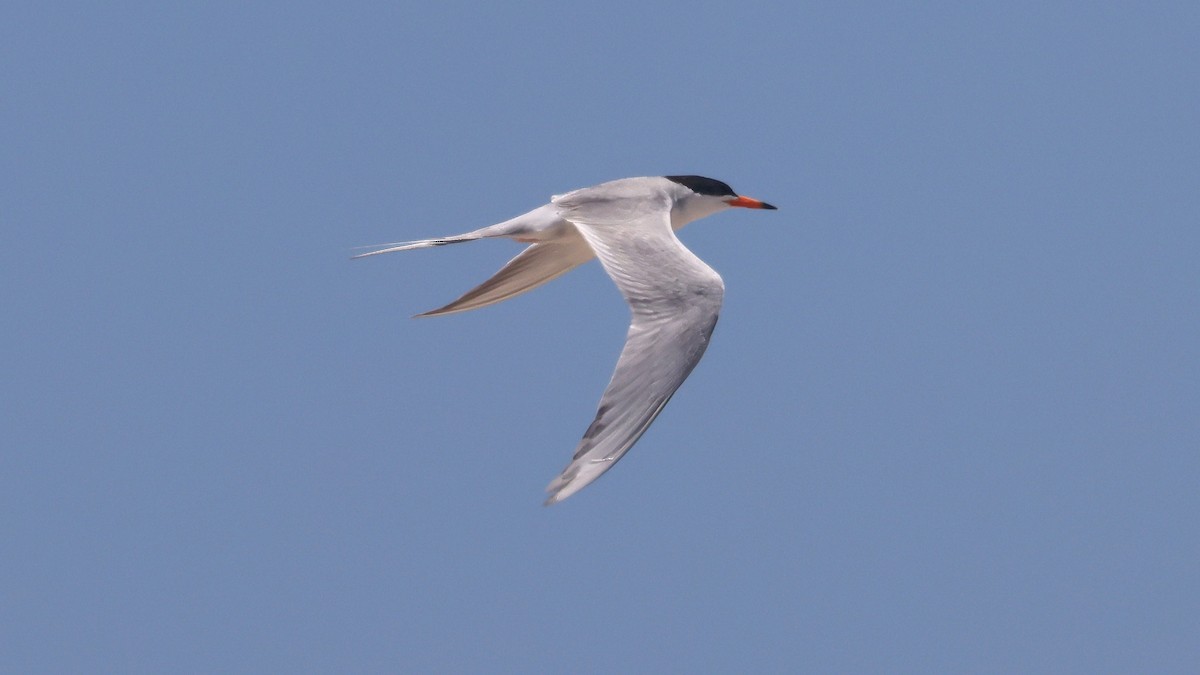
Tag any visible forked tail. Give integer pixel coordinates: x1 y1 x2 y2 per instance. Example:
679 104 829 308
351 236 476 259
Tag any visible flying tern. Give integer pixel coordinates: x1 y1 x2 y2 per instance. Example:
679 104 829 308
355 175 777 504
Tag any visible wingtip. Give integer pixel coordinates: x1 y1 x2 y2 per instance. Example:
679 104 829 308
543 475 571 506
543 487 574 506
543 484 565 506
411 306 452 319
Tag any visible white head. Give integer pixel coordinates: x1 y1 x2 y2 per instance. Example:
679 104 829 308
663 175 777 228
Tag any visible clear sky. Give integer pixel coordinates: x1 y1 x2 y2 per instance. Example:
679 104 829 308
3 2 1197 672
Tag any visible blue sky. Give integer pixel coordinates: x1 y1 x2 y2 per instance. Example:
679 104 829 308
3 1 1197 672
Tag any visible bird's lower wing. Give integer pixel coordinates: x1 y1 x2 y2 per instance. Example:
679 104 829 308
544 189 724 504
543 304 721 504
417 240 594 317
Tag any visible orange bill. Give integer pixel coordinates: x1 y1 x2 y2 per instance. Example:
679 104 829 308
726 196 777 210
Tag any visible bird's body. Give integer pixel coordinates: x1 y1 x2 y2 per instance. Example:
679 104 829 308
356 176 776 503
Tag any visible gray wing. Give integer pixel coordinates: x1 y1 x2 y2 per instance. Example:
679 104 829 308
544 191 724 504
416 239 594 317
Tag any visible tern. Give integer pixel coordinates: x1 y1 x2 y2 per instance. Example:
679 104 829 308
355 175 777 504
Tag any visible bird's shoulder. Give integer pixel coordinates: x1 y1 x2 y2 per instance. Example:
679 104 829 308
551 176 673 211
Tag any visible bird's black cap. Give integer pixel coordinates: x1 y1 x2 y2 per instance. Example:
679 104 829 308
665 175 738 198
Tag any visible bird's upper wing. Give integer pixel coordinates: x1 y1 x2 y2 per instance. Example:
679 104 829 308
544 188 724 504
416 239 594 317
